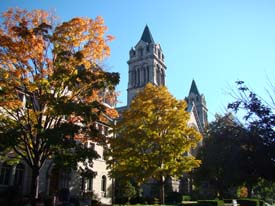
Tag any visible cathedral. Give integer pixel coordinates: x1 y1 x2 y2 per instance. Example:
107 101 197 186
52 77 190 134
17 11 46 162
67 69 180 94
119 25 208 134
0 25 208 205
117 25 208 197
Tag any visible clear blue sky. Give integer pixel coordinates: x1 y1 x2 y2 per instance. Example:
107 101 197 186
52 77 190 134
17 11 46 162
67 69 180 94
1 0 275 121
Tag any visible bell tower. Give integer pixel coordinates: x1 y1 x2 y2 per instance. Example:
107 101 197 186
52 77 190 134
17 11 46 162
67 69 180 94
127 25 167 105
186 80 208 130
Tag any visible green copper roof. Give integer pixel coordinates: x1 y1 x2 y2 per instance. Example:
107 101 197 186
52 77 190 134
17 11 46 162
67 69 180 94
189 80 200 95
140 25 155 44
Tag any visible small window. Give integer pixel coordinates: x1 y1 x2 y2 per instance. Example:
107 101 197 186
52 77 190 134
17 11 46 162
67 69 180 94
101 175 107 195
130 49 135 57
87 178 93 191
138 48 143 57
90 143 95 150
14 163 25 187
0 162 12 185
98 124 104 135
81 177 85 192
101 147 104 160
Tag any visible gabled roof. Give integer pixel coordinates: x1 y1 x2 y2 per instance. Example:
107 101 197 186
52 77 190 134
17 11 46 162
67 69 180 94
140 25 155 44
188 101 204 133
189 79 200 96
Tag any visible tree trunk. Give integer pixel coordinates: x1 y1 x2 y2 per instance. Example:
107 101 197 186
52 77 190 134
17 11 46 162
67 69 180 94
247 184 253 198
159 175 165 205
31 167 40 206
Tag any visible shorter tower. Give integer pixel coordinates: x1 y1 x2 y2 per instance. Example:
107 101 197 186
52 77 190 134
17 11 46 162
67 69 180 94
186 80 208 131
127 25 167 105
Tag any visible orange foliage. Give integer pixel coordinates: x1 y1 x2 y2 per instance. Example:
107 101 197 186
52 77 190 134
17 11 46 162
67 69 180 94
0 8 117 112
0 8 119 203
105 107 119 119
239 186 248 198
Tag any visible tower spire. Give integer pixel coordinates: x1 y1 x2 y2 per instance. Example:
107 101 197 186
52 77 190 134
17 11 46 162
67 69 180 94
140 25 155 44
189 79 200 95
127 25 166 105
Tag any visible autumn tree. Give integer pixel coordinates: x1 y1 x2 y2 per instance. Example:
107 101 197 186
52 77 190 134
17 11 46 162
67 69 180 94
106 83 201 204
0 8 119 206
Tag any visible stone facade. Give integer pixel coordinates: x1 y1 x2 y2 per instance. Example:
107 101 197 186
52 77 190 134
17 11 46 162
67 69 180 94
0 111 113 206
125 25 208 133
0 25 208 205
119 25 208 196
127 25 167 105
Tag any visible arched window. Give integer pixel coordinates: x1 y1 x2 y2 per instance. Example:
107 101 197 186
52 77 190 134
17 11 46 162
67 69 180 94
101 175 107 197
158 49 161 58
81 177 85 192
132 70 136 87
146 45 150 52
137 68 140 86
129 71 132 87
161 70 165 86
0 162 11 185
140 67 144 85
14 163 25 187
159 70 163 85
138 48 143 57
87 177 93 191
146 66 150 82
60 168 71 189
143 66 147 84
156 65 161 85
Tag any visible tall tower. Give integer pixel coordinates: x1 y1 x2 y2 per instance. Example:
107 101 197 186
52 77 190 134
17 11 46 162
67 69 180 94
186 80 208 130
127 25 167 105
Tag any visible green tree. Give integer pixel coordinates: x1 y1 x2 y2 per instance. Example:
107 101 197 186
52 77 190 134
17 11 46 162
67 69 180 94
194 113 269 198
114 178 137 204
0 8 119 206
106 83 201 204
253 178 275 202
228 81 275 186
194 114 247 198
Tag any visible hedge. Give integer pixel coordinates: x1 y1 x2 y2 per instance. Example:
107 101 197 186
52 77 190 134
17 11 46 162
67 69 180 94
237 198 264 206
197 200 224 206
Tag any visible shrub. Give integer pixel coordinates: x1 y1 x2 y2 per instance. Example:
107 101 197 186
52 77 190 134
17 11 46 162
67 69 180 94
70 196 80 206
166 192 192 204
115 180 137 204
58 188 70 202
183 196 192 201
182 202 198 206
166 192 183 204
43 196 53 206
91 199 101 206
237 199 261 206
0 186 23 206
197 200 224 206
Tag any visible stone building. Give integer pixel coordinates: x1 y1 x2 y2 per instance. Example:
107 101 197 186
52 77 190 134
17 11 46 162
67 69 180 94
120 25 207 133
0 25 208 205
118 25 208 197
0 85 114 205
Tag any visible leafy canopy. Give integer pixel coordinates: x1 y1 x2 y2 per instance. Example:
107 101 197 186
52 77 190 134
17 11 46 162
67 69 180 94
194 114 251 198
0 8 119 177
228 81 275 181
106 83 201 183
